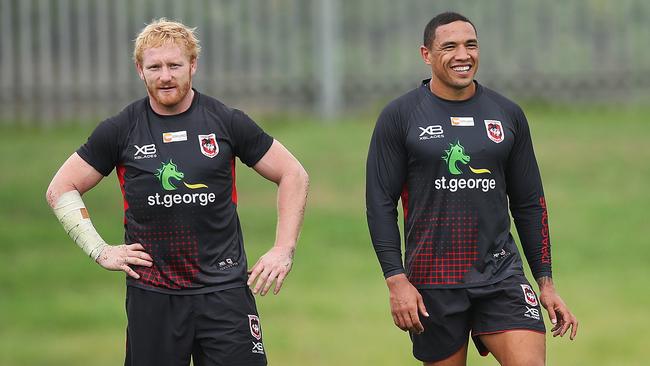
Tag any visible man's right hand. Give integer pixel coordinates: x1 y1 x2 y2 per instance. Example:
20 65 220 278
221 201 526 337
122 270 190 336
95 243 153 279
386 273 429 334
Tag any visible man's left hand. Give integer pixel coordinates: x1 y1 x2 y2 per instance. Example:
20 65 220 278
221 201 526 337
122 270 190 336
538 281 579 340
247 246 294 296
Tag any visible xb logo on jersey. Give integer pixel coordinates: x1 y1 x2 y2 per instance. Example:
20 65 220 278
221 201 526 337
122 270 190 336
419 125 444 140
155 160 208 191
134 144 157 160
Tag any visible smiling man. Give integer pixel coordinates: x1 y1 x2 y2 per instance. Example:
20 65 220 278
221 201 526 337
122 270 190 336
46 18 308 366
366 12 578 365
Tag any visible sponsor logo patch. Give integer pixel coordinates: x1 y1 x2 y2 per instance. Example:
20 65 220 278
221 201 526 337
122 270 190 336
198 133 219 158
450 116 475 126
524 306 541 320
154 160 208 191
217 257 239 270
492 249 510 261
435 140 497 192
249 315 262 340
442 141 491 175
484 120 504 143
418 125 444 140
134 144 157 159
251 341 265 354
162 130 188 143
147 160 213 207
521 284 539 307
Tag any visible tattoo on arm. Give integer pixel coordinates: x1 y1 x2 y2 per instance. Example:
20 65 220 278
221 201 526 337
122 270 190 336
536 276 554 288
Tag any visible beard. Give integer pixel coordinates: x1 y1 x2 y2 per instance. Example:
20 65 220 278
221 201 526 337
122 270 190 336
145 77 192 109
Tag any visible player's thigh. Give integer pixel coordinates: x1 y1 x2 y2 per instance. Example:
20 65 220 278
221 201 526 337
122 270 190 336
469 274 546 365
192 286 267 366
125 286 194 366
422 342 468 366
478 330 545 366
412 289 471 364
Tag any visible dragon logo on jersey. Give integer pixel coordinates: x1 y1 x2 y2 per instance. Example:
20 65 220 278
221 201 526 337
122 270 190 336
442 141 491 175
436 141 496 192
155 160 208 191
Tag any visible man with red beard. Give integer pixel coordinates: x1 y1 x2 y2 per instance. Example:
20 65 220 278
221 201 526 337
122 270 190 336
366 12 578 365
46 18 309 366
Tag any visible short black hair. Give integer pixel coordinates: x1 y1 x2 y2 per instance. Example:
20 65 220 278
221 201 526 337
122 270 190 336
423 12 477 49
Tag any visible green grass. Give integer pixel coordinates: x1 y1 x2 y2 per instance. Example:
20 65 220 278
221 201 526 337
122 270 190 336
1 105 648 365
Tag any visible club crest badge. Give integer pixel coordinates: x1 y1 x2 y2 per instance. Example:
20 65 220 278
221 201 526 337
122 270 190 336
484 120 504 143
520 284 539 307
248 315 262 340
198 133 219 158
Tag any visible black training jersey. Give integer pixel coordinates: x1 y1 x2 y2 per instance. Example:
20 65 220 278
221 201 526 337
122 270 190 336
78 90 273 294
366 80 551 289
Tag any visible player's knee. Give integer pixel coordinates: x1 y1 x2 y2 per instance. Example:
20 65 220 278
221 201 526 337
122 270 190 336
502 355 544 366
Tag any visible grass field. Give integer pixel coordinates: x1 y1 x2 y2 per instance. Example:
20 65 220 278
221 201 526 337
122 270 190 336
1 104 649 365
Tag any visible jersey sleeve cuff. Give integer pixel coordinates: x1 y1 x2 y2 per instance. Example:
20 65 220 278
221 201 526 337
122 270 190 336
383 268 405 279
532 270 553 281
243 134 274 167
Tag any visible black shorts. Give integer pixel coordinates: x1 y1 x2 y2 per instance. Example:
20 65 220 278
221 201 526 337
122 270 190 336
411 274 546 363
125 286 267 366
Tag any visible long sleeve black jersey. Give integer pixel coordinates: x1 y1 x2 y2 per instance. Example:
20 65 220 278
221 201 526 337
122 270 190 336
366 80 551 289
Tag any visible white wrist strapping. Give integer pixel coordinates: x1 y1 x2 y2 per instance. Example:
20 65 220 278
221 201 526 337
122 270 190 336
53 190 108 260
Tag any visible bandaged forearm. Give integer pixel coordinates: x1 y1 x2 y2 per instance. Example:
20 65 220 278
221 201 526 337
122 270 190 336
53 190 108 260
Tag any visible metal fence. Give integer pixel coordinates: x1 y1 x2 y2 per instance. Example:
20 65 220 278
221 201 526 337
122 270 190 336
1 0 649 125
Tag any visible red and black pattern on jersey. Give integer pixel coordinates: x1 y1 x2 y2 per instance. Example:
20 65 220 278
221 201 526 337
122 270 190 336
407 197 479 285
77 90 273 294
366 80 552 289
133 223 199 289
116 165 129 225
